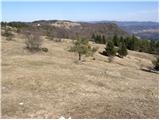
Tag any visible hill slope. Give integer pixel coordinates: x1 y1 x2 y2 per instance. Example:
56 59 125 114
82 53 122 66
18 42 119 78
1 34 159 118
23 20 129 39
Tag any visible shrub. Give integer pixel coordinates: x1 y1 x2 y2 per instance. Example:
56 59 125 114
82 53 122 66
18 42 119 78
6 36 13 41
16 28 21 33
55 38 62 42
1 22 7 27
2 29 14 40
24 32 42 51
90 47 98 57
152 58 159 71
85 45 98 57
46 29 54 40
41 47 48 52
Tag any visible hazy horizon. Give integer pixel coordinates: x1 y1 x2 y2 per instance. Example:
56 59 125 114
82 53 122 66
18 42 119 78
1 19 159 23
2 1 159 22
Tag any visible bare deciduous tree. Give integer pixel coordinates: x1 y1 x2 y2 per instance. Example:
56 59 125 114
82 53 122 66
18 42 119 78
24 31 43 52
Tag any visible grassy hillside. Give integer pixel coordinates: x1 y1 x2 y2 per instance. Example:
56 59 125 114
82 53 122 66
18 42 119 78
1 32 159 118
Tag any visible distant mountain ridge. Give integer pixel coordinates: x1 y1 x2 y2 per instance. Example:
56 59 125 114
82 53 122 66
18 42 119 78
2 20 158 41
30 20 129 39
88 21 159 41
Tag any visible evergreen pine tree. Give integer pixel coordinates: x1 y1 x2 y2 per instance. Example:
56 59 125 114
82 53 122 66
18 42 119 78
102 35 106 44
119 36 123 42
112 34 119 46
103 40 116 56
118 40 128 58
71 38 89 61
91 33 95 42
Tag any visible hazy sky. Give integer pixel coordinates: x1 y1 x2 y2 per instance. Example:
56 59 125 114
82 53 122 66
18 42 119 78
1 1 159 22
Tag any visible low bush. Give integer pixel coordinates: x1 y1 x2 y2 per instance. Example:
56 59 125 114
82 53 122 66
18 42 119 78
152 58 159 71
41 47 48 52
2 29 14 40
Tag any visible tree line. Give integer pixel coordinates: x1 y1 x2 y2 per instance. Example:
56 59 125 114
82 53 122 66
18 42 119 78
92 33 159 55
1 22 29 28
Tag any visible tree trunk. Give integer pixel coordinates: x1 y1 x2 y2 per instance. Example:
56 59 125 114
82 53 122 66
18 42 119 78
78 53 81 61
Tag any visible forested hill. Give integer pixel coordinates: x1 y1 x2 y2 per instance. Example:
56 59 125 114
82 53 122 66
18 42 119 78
90 21 159 41
1 20 129 40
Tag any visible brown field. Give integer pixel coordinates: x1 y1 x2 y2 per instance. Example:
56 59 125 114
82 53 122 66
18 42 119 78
1 34 159 118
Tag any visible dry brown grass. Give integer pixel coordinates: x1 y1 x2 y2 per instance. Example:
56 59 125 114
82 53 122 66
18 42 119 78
1 34 159 118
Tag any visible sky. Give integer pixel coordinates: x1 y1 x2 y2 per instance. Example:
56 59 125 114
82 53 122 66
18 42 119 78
1 1 159 22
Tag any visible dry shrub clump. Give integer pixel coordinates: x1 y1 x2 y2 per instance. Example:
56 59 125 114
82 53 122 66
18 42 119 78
24 31 43 52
